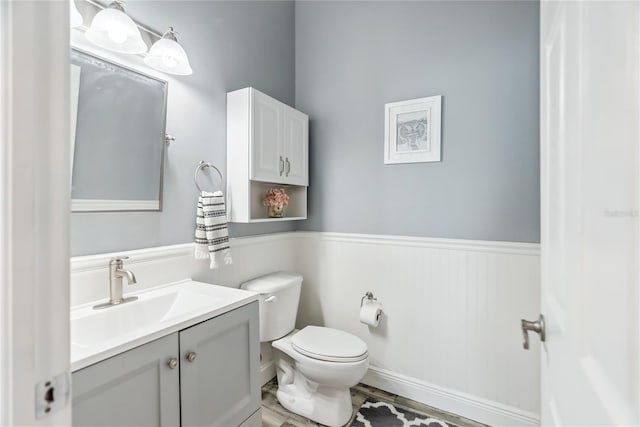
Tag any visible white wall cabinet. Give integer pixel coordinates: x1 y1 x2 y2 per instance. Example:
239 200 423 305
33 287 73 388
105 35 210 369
227 87 308 222
72 302 260 427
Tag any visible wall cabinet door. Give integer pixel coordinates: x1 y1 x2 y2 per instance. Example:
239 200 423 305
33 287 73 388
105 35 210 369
72 333 180 427
283 106 309 186
180 302 260 427
251 90 284 183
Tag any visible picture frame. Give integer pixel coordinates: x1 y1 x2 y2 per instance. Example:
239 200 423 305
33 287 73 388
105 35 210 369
384 95 442 164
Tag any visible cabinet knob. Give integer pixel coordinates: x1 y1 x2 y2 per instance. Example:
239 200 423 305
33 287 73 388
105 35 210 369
279 156 284 176
186 351 197 363
167 358 178 369
285 157 290 177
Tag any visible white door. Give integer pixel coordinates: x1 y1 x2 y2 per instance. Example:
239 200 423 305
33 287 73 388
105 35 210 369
283 106 309 186
250 89 284 183
538 1 640 425
0 1 71 425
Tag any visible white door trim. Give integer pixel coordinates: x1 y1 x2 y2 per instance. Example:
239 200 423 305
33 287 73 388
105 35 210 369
0 1 71 425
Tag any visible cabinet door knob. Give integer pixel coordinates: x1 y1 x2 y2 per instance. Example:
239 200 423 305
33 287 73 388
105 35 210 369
279 156 284 176
186 351 197 363
167 358 178 369
285 157 290 177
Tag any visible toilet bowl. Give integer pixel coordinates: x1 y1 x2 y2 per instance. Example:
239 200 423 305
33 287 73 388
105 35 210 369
241 272 370 427
272 326 369 427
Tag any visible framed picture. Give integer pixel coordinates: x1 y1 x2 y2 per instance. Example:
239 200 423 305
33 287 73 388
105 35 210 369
384 95 442 164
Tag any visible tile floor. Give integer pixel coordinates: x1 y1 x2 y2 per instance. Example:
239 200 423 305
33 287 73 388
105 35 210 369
261 379 488 427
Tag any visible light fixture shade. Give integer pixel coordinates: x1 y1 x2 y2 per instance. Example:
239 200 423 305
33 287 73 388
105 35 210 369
144 31 193 76
85 4 147 54
70 0 83 28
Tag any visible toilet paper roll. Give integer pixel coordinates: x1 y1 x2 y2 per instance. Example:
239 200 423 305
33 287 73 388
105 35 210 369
360 300 383 327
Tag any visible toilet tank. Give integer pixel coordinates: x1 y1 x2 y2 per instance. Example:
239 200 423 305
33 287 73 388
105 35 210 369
240 271 302 342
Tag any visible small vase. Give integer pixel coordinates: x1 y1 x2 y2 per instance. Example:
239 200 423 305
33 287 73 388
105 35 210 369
267 205 284 218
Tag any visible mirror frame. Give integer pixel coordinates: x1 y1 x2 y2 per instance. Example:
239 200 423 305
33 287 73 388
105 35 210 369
70 47 168 213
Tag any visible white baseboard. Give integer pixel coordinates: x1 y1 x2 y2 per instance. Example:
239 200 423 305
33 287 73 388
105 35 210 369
363 366 539 427
260 360 276 386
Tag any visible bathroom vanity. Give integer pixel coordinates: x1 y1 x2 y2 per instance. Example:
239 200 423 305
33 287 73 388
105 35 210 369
70 280 261 427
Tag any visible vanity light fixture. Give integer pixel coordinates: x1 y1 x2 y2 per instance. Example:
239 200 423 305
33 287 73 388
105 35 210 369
85 0 147 55
144 27 193 76
70 0 83 28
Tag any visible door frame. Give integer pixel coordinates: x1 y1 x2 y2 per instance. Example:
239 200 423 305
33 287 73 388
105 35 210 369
0 1 71 425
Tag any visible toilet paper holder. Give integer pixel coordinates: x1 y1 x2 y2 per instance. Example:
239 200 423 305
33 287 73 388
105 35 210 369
360 291 377 307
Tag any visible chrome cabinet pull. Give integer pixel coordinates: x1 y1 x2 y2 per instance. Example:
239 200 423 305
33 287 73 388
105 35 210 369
521 314 546 350
279 156 284 176
186 352 197 363
167 358 178 369
285 157 290 177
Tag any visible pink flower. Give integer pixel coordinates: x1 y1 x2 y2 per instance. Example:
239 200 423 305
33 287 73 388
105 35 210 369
262 188 290 207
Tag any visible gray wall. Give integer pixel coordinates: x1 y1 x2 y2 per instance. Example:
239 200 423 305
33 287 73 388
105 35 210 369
71 1 296 256
72 0 541 256
295 1 540 242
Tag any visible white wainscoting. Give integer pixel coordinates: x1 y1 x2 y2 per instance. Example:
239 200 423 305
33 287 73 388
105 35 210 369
292 232 541 427
70 231 541 426
70 233 297 307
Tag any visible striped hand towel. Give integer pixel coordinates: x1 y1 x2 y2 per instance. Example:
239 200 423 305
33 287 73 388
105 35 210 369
194 190 232 269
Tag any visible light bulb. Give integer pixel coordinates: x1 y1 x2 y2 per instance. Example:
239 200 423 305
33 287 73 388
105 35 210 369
85 2 147 54
107 25 127 43
144 28 193 75
162 56 178 68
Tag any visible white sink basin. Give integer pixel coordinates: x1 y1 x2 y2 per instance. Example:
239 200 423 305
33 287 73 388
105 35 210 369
71 280 258 371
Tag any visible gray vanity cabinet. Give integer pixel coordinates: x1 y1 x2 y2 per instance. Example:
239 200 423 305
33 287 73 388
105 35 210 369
72 301 260 427
72 333 180 426
180 302 261 427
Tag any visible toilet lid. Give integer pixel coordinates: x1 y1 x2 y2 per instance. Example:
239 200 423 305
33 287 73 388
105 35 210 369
291 326 368 363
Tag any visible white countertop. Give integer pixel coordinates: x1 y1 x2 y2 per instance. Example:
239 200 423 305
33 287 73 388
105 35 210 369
70 279 259 372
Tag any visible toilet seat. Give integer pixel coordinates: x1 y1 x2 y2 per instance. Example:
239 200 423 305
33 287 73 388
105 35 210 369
291 326 368 363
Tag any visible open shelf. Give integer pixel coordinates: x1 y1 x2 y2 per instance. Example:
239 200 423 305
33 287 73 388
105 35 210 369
248 181 307 222
247 217 307 223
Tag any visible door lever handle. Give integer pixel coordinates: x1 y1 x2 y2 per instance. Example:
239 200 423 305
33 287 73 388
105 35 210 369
521 314 545 350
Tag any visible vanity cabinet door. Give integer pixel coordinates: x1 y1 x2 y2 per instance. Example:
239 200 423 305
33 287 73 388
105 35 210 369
179 301 260 427
283 105 308 186
72 333 180 427
250 90 284 184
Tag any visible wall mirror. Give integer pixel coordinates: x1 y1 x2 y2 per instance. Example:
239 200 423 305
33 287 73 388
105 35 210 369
70 48 168 212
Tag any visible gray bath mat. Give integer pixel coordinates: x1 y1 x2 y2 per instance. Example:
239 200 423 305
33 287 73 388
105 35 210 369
350 398 459 427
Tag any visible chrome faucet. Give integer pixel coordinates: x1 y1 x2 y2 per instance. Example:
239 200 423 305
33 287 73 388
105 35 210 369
94 256 138 309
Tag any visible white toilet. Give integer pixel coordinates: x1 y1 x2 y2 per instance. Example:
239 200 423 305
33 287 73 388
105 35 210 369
241 272 369 427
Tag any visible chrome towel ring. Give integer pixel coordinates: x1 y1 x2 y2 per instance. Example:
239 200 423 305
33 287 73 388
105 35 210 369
194 160 224 193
